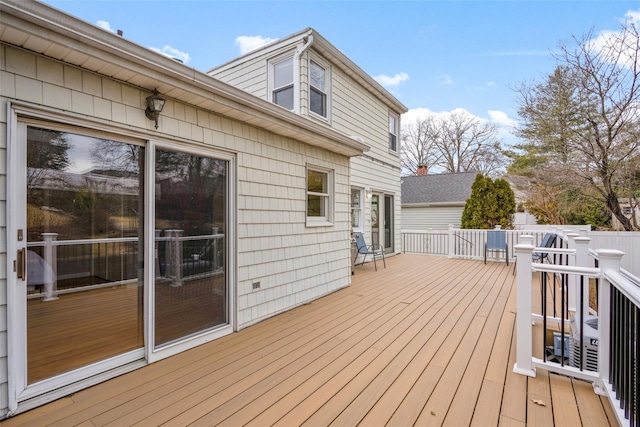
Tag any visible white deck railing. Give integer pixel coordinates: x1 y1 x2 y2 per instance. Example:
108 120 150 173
513 231 639 427
27 231 224 300
401 226 554 261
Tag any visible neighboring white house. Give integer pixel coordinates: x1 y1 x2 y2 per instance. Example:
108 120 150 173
0 1 404 418
401 171 477 230
208 28 408 255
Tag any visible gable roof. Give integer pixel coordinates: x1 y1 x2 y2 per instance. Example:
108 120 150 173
401 172 478 205
208 27 408 115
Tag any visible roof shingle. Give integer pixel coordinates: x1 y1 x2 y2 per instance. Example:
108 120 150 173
401 172 478 205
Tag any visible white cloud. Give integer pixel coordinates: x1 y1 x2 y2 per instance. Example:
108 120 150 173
401 107 434 125
437 74 454 85
587 9 640 68
96 20 115 33
235 35 278 55
625 9 640 24
374 72 409 87
402 107 520 148
150 45 191 64
488 110 517 128
402 107 517 129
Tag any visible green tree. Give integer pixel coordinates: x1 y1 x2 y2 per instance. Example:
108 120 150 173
511 22 640 230
461 174 516 229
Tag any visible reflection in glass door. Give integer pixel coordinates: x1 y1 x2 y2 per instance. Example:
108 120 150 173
154 148 227 347
25 127 144 384
384 195 394 253
371 194 380 246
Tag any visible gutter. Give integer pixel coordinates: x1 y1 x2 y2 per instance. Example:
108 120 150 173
293 33 314 114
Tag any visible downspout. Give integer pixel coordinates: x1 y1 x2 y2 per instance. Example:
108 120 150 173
293 34 314 114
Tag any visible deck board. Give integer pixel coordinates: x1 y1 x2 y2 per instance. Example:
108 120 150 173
3 254 615 426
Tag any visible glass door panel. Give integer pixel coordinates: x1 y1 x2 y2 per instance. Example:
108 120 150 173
26 127 144 384
154 148 227 348
371 194 380 247
384 195 393 253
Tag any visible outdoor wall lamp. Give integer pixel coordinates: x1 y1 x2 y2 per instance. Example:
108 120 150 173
145 88 166 129
365 189 373 200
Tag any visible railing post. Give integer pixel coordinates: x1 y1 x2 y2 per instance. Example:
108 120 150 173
41 232 59 301
574 237 591 318
155 229 162 278
166 229 184 287
213 227 222 272
565 232 579 312
448 224 454 258
513 234 536 377
593 249 625 396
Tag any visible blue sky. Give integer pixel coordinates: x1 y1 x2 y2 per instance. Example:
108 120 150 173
43 0 640 144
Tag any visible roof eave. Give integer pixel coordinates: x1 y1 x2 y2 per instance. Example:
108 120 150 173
0 2 369 157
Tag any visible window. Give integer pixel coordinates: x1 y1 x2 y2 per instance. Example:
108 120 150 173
351 188 362 229
271 56 294 110
389 114 398 152
309 60 328 117
307 166 333 225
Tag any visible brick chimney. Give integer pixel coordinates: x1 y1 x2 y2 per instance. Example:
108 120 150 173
416 164 427 176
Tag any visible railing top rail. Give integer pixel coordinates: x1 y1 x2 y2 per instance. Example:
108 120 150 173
532 247 574 255
604 269 640 308
26 234 223 247
156 234 223 242
531 263 600 278
27 237 139 246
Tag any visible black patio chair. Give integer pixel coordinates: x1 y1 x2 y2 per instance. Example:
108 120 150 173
533 232 558 263
513 232 558 275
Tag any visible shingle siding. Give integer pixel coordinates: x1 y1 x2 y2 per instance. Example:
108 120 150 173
0 44 353 416
210 38 405 254
402 206 465 230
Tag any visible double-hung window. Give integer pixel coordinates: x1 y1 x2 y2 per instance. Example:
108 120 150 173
307 166 333 226
271 56 294 110
309 58 329 119
389 113 399 152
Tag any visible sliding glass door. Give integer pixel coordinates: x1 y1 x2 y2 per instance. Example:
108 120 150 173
9 117 233 407
153 148 228 348
24 126 145 384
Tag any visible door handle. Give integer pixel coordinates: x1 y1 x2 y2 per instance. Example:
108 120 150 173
16 248 26 281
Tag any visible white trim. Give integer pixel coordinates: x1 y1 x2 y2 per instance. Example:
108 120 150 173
267 50 296 112
388 112 399 153
147 141 236 363
306 164 334 227
7 104 25 413
351 187 364 231
308 53 331 122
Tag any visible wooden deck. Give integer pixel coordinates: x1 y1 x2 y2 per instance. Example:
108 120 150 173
5 254 617 426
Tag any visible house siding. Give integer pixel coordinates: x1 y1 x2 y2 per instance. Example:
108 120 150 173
0 44 352 417
211 43 404 254
210 44 301 104
401 205 465 230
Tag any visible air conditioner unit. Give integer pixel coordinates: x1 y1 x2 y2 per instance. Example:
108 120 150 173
553 332 570 358
569 314 599 372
